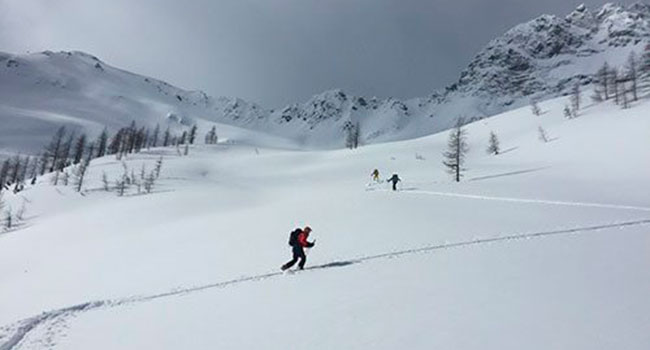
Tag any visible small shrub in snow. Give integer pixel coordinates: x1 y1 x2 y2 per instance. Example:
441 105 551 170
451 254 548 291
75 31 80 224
487 131 500 155
102 171 110 191
538 126 549 143
61 171 70 186
51 170 60 186
116 176 127 197
570 83 581 114
591 89 603 103
205 126 218 144
344 121 361 149
121 161 130 185
3 210 12 231
144 171 156 194
72 162 88 193
16 202 26 222
116 163 130 196
154 157 163 179
531 100 541 116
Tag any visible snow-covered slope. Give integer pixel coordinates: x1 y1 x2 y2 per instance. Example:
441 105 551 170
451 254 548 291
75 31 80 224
0 50 289 157
0 94 649 349
2 3 649 154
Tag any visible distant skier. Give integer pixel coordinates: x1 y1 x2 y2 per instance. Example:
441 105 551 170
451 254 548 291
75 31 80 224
371 169 380 182
388 174 401 191
281 226 316 271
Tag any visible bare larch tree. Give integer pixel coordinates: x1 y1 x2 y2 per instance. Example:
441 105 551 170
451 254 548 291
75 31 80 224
443 119 469 182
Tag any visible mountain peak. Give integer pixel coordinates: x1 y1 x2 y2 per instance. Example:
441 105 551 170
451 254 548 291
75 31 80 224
566 3 596 28
4 2 650 152
309 89 349 102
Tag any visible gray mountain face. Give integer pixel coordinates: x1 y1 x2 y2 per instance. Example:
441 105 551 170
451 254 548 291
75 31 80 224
212 3 650 146
1 3 649 154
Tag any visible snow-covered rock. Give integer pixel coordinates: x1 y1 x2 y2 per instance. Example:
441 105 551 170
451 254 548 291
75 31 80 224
2 3 649 155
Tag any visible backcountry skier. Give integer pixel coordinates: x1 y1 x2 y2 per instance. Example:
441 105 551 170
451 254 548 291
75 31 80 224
371 169 380 182
388 174 401 191
281 226 316 271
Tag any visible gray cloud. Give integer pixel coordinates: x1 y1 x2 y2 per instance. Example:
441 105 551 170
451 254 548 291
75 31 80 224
0 0 639 107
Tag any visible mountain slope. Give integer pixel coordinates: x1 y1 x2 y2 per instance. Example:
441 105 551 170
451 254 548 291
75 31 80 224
213 3 650 144
0 50 294 157
2 3 649 155
1 94 649 349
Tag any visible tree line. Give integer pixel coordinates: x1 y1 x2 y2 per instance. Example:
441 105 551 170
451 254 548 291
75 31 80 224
0 122 219 194
591 51 642 109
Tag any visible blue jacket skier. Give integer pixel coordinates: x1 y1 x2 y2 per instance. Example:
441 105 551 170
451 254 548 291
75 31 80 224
388 174 401 191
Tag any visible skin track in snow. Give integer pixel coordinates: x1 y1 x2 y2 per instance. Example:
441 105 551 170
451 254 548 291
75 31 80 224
1 218 649 350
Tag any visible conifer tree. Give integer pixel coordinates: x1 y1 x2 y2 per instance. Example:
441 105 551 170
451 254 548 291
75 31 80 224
57 132 75 171
570 82 581 115
47 126 67 172
151 124 160 148
189 125 198 144
625 51 639 102
73 134 87 164
163 127 171 147
442 119 469 182
596 62 610 100
0 159 10 192
96 127 109 158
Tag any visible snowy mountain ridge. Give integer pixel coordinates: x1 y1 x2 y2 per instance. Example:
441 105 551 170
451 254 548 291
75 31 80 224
223 2 650 143
1 2 649 155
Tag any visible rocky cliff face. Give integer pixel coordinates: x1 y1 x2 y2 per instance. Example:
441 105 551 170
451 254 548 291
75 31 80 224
213 3 650 146
454 3 650 100
2 3 649 153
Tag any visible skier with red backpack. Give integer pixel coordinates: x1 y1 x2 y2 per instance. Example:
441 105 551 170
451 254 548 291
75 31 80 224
281 226 316 271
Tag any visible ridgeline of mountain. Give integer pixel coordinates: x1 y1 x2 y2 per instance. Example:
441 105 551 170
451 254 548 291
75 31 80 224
1 3 648 154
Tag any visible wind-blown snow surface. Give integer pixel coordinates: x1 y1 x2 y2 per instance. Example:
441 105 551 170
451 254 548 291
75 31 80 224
1 96 649 349
0 50 294 158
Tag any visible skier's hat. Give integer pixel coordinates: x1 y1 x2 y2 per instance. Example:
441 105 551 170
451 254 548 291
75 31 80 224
303 226 312 233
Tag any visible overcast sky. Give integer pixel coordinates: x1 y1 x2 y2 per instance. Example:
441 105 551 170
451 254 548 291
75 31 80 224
0 0 638 107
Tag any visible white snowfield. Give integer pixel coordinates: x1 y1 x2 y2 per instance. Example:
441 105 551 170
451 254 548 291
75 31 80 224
0 96 649 349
